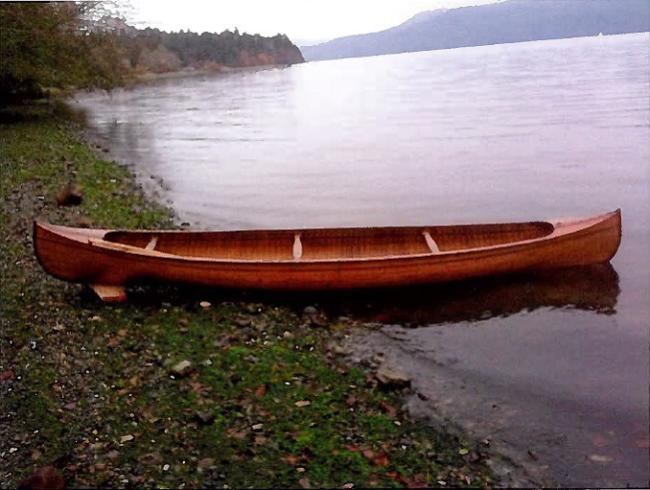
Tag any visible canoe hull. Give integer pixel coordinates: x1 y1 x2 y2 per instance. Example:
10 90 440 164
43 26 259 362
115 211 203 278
33 210 621 297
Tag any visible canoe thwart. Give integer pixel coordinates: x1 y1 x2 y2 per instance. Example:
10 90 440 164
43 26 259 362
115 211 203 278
293 233 303 260
145 236 158 251
423 230 440 253
90 284 127 303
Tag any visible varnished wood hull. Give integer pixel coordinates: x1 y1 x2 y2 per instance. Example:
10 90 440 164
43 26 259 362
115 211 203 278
33 210 621 302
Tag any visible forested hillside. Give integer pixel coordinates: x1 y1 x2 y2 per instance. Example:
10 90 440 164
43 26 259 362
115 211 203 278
119 27 304 74
0 3 303 104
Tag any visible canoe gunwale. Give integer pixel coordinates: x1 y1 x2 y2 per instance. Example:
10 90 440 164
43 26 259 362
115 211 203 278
34 209 620 266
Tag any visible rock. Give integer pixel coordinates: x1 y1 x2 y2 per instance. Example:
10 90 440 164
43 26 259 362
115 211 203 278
170 360 193 377
251 423 264 431
375 364 411 388
589 454 613 463
244 303 262 314
119 434 134 443
303 306 318 316
75 216 94 228
310 315 329 327
197 458 214 471
18 466 65 490
234 316 251 327
55 183 83 206
106 450 120 461
141 452 162 465
330 344 350 356
371 353 385 365
199 301 211 309
302 306 328 327
294 400 311 408
195 410 215 425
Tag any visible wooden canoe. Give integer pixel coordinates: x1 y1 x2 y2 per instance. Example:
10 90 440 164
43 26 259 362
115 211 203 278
33 209 621 302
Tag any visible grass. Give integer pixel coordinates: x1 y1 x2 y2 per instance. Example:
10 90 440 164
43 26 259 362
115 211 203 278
0 104 494 488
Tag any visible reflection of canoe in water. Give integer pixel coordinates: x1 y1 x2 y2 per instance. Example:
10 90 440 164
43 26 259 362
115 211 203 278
326 263 621 326
33 209 621 302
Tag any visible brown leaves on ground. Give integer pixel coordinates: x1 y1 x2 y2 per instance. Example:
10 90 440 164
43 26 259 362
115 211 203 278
188 380 209 395
226 428 249 440
346 445 392 468
386 471 429 488
254 384 266 398
18 466 65 490
362 449 390 467
284 454 300 466
106 336 122 348
378 400 398 417
106 329 128 348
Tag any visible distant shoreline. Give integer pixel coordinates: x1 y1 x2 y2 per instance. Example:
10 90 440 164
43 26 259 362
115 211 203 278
131 63 297 84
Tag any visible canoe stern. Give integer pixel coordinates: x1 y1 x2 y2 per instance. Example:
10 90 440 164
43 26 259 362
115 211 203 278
33 221 110 284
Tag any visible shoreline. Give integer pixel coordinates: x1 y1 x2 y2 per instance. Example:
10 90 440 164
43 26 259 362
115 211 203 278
0 102 498 488
128 63 298 86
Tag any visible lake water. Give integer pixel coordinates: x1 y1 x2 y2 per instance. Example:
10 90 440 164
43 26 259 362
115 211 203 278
74 33 649 486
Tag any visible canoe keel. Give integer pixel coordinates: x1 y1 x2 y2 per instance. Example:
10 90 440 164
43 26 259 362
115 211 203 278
33 210 621 302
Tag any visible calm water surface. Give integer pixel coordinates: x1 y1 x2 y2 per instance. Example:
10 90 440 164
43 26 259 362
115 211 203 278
75 33 649 486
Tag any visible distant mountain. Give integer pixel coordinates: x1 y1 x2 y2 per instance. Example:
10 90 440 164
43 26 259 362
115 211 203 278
301 0 650 61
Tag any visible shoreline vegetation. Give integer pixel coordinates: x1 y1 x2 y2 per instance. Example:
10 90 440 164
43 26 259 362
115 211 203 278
0 103 497 487
130 62 294 85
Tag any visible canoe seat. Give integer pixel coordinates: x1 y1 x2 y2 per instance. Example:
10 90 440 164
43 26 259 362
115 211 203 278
422 231 440 253
293 233 303 260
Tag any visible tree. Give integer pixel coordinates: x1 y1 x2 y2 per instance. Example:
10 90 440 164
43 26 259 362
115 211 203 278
0 2 127 104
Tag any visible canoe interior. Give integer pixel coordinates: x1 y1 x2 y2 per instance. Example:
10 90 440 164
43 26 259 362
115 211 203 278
103 222 555 261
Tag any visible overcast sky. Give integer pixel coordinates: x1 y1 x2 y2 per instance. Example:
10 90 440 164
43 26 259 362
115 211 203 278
127 0 500 45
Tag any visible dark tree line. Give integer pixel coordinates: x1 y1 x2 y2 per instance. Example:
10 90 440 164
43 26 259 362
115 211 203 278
120 28 303 72
1 2 303 104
